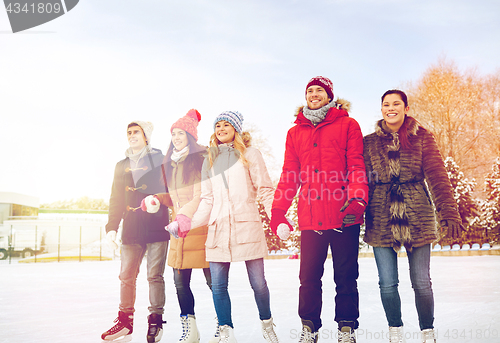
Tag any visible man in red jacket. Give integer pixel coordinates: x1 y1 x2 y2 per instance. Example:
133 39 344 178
271 76 368 343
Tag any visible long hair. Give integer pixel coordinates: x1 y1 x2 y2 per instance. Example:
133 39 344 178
161 132 206 187
207 130 252 168
381 89 412 150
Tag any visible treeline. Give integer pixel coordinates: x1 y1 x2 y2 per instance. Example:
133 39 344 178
40 196 109 211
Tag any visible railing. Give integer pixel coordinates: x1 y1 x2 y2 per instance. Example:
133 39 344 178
0 222 118 264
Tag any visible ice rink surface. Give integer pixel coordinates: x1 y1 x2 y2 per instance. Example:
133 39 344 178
1 255 499 343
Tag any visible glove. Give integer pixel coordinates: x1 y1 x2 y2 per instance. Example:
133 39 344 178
339 198 366 229
270 209 294 235
106 231 119 250
277 224 291 240
141 195 160 213
165 221 179 239
177 214 192 238
441 220 463 240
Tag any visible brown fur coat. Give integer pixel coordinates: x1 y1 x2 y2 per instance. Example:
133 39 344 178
363 117 461 251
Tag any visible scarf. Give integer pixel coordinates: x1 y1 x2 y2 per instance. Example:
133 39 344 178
171 145 189 163
302 101 335 126
125 146 149 167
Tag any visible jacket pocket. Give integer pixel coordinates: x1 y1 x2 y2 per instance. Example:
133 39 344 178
205 224 218 248
234 218 263 244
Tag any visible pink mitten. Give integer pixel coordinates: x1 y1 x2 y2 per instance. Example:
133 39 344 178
176 214 192 238
165 221 179 239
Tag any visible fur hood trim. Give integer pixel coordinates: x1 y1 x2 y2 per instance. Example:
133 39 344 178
295 98 351 117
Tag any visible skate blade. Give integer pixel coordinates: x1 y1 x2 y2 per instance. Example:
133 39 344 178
102 335 132 343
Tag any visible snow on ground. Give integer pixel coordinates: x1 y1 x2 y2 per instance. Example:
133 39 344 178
1 255 499 343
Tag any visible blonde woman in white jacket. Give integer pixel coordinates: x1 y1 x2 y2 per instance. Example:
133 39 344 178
190 111 280 343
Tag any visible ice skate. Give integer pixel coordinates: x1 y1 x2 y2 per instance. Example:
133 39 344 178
101 311 133 342
298 320 318 343
389 326 406 343
261 317 280 343
218 325 237 343
208 317 220 343
421 328 437 343
338 321 356 343
178 314 200 342
147 313 165 343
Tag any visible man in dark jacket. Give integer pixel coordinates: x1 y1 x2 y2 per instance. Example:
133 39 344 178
101 121 169 343
270 76 368 343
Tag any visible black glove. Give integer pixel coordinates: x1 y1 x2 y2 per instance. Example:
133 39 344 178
441 220 463 239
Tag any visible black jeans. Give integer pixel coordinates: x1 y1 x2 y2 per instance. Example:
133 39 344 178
299 225 360 331
173 268 212 316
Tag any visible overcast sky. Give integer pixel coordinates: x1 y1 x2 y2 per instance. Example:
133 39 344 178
1 0 499 203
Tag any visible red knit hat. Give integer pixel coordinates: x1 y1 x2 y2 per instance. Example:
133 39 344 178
305 76 334 101
171 109 201 141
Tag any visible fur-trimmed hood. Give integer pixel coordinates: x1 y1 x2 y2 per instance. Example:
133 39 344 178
295 98 351 117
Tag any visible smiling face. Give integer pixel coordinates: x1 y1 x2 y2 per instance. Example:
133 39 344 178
381 93 409 132
215 120 236 144
171 128 189 151
306 85 331 110
127 125 146 153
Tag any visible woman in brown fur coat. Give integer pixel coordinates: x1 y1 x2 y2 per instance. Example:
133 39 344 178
363 90 462 343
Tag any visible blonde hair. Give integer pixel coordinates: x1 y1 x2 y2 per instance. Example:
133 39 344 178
208 131 252 168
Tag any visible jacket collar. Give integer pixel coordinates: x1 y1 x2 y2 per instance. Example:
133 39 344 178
375 116 420 138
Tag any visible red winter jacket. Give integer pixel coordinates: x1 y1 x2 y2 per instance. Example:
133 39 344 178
272 102 368 231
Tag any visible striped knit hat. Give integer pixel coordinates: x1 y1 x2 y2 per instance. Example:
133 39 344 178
171 109 201 141
213 111 244 134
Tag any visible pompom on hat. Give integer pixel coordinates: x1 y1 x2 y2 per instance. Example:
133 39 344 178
213 111 244 134
305 76 334 101
171 109 201 141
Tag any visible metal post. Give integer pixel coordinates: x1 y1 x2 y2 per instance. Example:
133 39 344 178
8 224 12 265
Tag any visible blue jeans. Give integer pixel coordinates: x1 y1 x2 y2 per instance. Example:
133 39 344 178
119 241 168 315
173 268 212 316
373 244 434 330
210 258 271 328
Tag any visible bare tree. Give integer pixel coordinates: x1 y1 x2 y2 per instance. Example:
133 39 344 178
482 70 500 157
405 58 499 184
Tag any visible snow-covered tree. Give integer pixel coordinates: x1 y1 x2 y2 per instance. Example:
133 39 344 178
442 157 479 244
482 157 500 243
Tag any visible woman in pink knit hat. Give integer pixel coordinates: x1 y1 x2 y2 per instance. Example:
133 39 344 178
143 109 218 343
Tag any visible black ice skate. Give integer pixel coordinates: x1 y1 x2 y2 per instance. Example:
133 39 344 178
147 313 166 343
101 311 133 342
